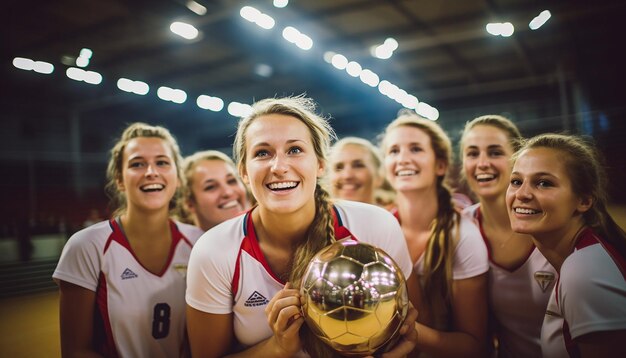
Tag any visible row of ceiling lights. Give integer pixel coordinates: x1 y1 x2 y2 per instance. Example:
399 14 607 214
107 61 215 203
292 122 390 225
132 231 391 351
11 2 552 121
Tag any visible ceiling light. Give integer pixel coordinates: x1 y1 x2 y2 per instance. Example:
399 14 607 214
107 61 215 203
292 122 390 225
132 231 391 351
529 10 551 30
170 21 199 40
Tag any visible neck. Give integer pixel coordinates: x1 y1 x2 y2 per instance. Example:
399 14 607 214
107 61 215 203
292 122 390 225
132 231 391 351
396 188 438 231
122 207 171 241
254 203 316 249
532 218 586 272
479 194 511 232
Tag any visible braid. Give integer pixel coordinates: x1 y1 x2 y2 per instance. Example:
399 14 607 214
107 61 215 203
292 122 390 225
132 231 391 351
290 184 339 358
422 178 457 325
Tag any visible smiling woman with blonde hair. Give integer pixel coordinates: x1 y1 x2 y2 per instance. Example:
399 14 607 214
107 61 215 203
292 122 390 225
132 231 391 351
185 96 421 357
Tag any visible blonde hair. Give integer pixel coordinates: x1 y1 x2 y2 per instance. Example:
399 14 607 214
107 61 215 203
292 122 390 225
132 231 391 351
380 112 456 319
105 122 183 217
175 150 241 225
233 95 339 357
330 136 390 204
514 134 626 256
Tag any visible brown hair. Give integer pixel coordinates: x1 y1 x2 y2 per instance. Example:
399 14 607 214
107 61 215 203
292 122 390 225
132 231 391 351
105 122 183 217
233 95 339 357
380 112 456 319
514 133 626 256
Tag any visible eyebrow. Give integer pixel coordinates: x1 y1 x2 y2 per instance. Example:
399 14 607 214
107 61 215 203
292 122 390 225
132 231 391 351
511 171 555 177
250 139 306 147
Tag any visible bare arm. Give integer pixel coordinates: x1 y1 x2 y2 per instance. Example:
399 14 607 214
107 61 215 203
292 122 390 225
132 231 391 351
415 273 488 358
577 329 626 357
58 280 102 358
187 283 304 358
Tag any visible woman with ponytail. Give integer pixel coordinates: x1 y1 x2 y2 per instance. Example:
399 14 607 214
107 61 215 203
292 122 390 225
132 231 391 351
185 96 420 358
380 112 489 357
507 133 626 357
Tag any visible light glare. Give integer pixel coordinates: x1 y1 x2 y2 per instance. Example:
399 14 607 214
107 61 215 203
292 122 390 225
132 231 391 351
170 21 199 40
529 10 551 30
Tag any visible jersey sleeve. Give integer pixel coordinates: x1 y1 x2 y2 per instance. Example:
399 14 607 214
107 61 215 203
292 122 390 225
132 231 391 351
52 223 106 291
186 223 240 314
452 214 489 280
337 201 413 280
559 247 626 339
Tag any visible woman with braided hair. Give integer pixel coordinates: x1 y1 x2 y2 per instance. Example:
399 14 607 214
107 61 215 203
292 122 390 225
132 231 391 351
185 96 420 357
380 112 489 357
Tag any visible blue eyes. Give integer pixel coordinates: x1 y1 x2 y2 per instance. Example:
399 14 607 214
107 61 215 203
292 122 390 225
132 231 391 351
254 147 303 158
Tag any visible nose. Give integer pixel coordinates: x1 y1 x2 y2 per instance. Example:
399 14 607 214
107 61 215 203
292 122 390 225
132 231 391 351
515 181 533 201
477 152 490 169
340 166 355 179
145 163 159 177
221 184 235 197
396 148 410 164
270 153 288 174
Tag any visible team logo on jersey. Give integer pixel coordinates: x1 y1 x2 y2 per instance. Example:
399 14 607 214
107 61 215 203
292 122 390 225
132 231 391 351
244 291 269 307
121 268 138 280
173 263 188 278
534 271 555 292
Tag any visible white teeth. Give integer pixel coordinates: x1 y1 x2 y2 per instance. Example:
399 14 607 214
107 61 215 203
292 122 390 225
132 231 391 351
141 183 164 191
220 200 239 209
515 207 540 214
476 173 496 182
341 183 358 190
396 170 416 177
268 181 298 190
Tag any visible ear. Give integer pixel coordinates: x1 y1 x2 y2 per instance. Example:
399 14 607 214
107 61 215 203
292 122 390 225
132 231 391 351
116 176 125 192
435 160 447 176
185 199 197 214
577 195 593 214
317 159 326 178
240 167 250 185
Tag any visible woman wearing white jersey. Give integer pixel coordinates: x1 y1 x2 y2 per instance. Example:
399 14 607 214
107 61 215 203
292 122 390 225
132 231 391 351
53 123 203 357
380 112 489 357
186 96 420 357
460 115 556 357
507 134 626 357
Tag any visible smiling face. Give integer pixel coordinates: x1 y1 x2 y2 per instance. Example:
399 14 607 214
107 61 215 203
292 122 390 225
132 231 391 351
240 114 324 215
462 125 514 201
506 147 591 241
187 159 248 230
117 137 178 214
383 125 446 193
329 144 381 203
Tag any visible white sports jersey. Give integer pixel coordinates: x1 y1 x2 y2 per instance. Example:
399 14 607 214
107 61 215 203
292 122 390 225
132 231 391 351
186 200 413 352
465 204 556 358
541 228 626 358
53 219 203 358
407 211 488 331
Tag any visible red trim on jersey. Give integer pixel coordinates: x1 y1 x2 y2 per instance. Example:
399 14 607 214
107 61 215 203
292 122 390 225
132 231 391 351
562 319 581 358
96 271 119 357
107 219 190 277
389 206 400 223
231 206 357 295
474 206 534 272
574 227 626 279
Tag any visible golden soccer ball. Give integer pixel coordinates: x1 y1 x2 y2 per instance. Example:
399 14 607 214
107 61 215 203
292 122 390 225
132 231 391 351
300 239 408 356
